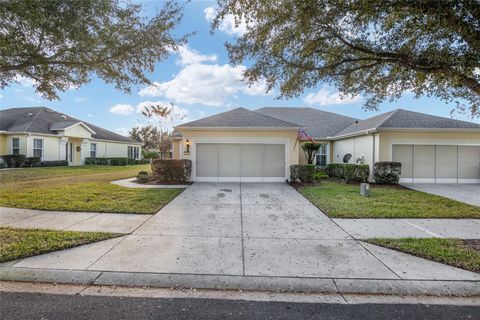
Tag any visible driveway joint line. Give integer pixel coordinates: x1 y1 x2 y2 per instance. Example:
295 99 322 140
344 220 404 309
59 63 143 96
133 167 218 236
85 236 129 271
356 241 403 280
1 209 47 226
331 279 348 303
404 220 443 238
60 213 102 231
239 182 246 276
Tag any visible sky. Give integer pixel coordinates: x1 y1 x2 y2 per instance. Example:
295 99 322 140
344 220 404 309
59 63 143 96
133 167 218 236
1 0 478 136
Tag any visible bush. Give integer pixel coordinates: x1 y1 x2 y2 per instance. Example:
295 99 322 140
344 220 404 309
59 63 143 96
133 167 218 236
85 157 128 166
326 163 370 183
24 157 41 167
1 154 26 168
143 150 160 159
39 160 68 167
136 171 150 183
290 164 315 183
314 171 328 181
110 158 128 166
374 161 402 184
151 159 192 183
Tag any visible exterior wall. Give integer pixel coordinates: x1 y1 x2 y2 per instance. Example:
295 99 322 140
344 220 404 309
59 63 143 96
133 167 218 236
0 134 6 155
4 134 28 155
172 140 181 159
378 131 480 161
298 141 331 165
331 134 377 177
63 125 92 139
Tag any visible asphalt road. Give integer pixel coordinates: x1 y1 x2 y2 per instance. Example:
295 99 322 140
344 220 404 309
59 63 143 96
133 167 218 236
1 292 479 320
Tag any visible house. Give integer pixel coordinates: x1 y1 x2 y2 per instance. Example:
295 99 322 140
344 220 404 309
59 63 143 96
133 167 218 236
0 107 142 166
172 107 480 183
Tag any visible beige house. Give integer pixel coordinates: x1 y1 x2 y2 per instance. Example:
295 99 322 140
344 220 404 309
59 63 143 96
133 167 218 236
173 107 480 183
0 107 142 166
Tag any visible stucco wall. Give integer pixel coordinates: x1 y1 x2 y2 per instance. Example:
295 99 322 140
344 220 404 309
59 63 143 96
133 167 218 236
332 134 377 172
63 125 92 139
172 140 181 159
3 135 28 155
378 131 480 161
177 129 299 166
0 134 8 155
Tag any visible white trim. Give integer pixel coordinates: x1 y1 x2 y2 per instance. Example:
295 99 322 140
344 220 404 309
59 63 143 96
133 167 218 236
435 178 458 184
32 137 44 159
458 179 480 184
413 178 436 183
54 122 96 134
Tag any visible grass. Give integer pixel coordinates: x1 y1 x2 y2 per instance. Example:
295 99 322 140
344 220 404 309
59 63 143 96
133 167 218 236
366 238 480 273
0 227 120 263
0 165 183 214
297 181 480 218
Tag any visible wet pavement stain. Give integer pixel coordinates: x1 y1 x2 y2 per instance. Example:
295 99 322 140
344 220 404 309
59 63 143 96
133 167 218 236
207 213 216 219
268 214 278 221
217 193 225 197
219 188 232 192
259 194 269 198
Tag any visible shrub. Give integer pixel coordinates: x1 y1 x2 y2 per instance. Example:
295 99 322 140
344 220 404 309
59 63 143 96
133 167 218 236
137 171 150 183
1 154 26 168
301 142 321 164
143 150 160 159
39 160 68 167
290 164 315 183
151 159 192 183
314 171 328 181
326 163 370 183
110 158 128 166
85 157 128 165
24 157 41 167
374 161 402 184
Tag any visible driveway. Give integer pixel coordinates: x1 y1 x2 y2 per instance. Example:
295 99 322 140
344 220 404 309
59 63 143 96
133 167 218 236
402 183 480 206
6 183 479 282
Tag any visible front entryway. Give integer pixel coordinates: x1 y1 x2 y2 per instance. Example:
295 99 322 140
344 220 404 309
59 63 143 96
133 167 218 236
393 144 480 183
195 143 286 182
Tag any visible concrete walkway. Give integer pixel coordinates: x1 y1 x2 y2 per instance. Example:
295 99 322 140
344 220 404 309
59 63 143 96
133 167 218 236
111 178 190 189
1 183 479 295
402 183 480 206
0 208 152 233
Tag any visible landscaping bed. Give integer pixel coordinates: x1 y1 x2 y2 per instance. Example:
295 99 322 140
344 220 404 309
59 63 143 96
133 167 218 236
0 165 183 214
295 180 480 218
0 227 120 263
366 238 480 273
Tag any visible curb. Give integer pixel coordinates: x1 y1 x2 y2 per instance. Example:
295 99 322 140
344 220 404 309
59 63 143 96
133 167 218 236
1 267 479 297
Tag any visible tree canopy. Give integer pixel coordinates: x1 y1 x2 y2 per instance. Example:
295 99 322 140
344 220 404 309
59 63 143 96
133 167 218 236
0 0 185 100
213 0 480 117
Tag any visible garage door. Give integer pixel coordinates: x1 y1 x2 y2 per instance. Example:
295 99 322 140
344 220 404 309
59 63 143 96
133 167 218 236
392 145 480 183
195 143 286 182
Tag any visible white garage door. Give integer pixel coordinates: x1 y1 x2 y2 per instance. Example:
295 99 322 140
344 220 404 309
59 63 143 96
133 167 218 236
195 143 286 182
392 144 480 183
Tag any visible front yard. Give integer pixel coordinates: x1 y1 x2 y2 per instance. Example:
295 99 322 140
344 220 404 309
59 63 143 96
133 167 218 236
0 227 120 263
0 165 182 214
367 238 480 273
297 181 480 218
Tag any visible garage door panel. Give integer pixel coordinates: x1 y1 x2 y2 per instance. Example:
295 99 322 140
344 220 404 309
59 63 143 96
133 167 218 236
458 146 480 180
263 144 285 177
413 145 435 180
196 144 218 177
240 144 263 177
392 145 413 179
436 145 457 180
218 144 240 177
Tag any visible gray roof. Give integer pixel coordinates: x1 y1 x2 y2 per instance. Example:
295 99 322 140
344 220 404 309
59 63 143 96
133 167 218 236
256 107 358 139
177 107 300 128
0 107 140 143
334 109 480 137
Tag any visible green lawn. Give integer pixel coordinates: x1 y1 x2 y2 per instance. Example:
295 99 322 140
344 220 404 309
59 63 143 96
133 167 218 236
0 227 120 263
297 181 480 218
0 165 183 214
367 238 480 273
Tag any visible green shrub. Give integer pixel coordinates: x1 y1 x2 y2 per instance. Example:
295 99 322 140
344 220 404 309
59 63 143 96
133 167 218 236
314 171 328 181
39 160 68 167
143 150 160 159
374 161 402 184
110 158 128 166
136 171 150 183
1 154 26 168
151 159 192 183
24 157 41 167
326 163 369 183
290 164 315 183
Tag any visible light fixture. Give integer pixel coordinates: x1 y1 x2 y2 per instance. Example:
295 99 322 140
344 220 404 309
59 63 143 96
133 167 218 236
185 139 190 153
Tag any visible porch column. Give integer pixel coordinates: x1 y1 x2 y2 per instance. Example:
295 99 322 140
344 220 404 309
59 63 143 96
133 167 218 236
80 139 90 165
59 137 68 161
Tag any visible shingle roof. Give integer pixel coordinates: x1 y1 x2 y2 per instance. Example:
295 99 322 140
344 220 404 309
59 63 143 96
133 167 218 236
177 107 300 128
256 107 358 139
50 121 90 131
333 109 480 137
0 107 140 143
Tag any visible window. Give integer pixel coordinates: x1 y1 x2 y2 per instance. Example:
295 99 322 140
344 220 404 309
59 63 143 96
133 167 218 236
90 143 97 158
12 138 20 155
33 139 43 158
315 144 328 167
128 146 139 159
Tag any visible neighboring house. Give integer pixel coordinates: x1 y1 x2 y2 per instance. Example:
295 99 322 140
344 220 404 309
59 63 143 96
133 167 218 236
0 107 142 166
172 107 480 183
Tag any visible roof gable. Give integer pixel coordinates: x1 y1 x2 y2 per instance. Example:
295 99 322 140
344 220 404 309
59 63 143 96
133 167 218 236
177 107 300 128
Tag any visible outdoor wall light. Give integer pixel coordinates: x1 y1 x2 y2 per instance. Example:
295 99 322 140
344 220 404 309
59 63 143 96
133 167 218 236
185 139 190 153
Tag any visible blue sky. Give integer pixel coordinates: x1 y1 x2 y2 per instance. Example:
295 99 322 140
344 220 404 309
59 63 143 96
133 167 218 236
1 0 478 135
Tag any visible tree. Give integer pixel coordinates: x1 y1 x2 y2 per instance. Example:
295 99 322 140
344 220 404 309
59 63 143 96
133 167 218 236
129 125 162 151
0 0 185 100
213 0 480 117
301 142 321 164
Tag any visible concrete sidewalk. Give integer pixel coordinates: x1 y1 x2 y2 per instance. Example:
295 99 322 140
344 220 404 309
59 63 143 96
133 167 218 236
0 207 152 233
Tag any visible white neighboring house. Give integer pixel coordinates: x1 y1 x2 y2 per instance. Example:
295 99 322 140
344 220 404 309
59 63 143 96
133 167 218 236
0 107 142 166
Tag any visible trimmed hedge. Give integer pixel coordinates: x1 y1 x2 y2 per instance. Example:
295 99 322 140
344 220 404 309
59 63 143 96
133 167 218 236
143 150 160 159
85 157 149 166
151 159 192 183
24 157 41 167
136 170 150 183
290 164 315 183
325 163 370 183
374 161 402 184
38 160 68 167
1 154 26 168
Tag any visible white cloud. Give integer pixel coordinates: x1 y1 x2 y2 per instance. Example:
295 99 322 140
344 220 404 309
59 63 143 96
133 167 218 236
0 94 2 98
87 113 93 118
109 104 135 115
304 87 361 106
139 63 270 107
14 76 37 87
176 45 217 66
75 97 89 103
204 7 247 37
115 127 130 136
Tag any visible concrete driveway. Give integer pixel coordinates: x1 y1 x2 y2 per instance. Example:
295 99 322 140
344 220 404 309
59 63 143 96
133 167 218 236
7 183 480 283
402 183 480 206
